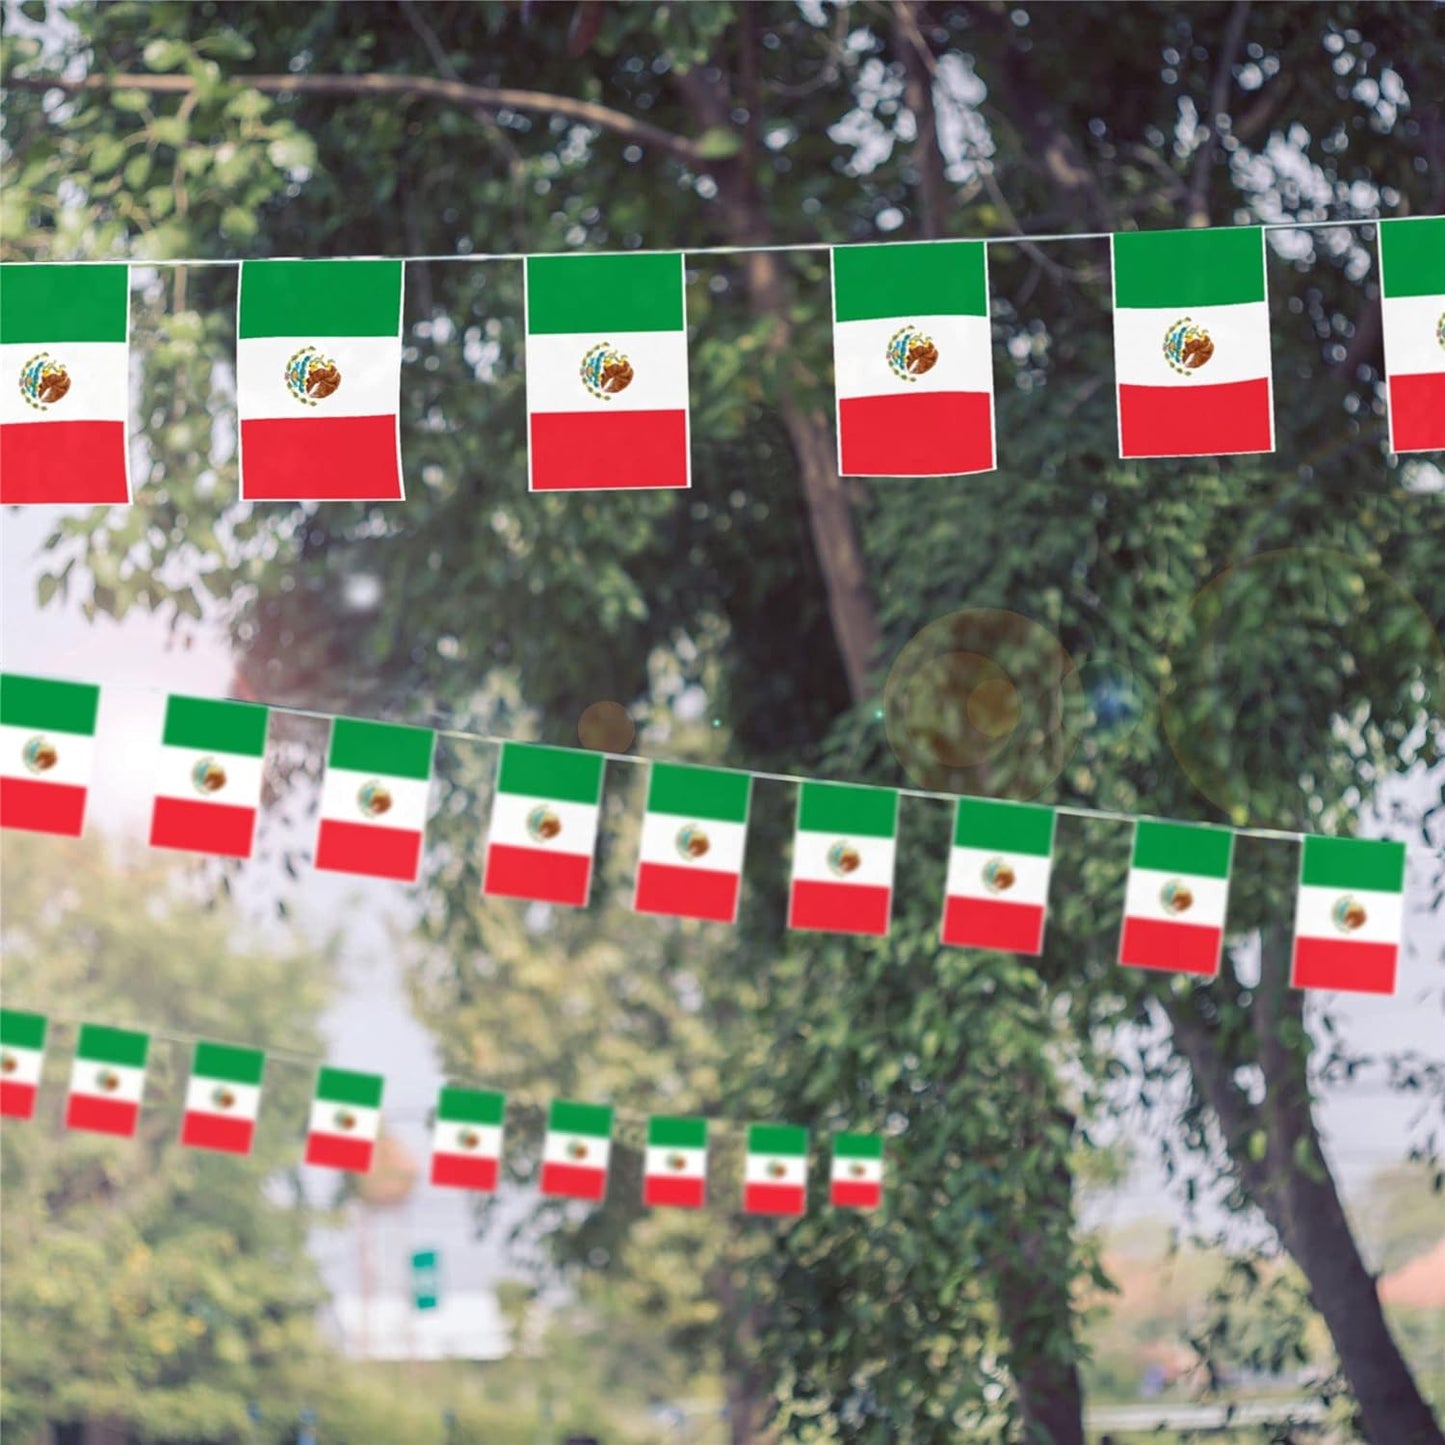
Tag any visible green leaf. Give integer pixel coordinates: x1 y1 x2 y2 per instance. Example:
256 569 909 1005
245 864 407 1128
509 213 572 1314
694 126 742 160
266 134 317 172
142 38 189 71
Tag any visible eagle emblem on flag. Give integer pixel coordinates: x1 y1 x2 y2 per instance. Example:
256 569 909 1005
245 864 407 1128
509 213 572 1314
1160 880 1194 915
191 757 227 794
526 805 562 842
886 325 939 382
1162 319 1214 375
1332 895 1367 933
19 352 72 410
285 347 342 406
580 343 634 399
982 857 1016 894
826 841 862 877
357 781 393 818
22 736 58 774
675 824 710 861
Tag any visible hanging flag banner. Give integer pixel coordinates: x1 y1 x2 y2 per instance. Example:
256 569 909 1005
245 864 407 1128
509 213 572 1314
941 798 1056 955
744 1124 808 1216
1 673 100 839
0 263 131 505
1118 820 1235 978
430 1086 506 1192
788 781 899 937
0 1008 48 1121
539 1099 613 1201
829 1133 884 1211
1378 216 1445 455
1112 226 1274 459
831 240 995 477
65 1023 149 1137
634 762 752 924
304 1066 384 1172
642 1115 709 1209
524 252 690 491
1290 836 1406 996
180 1041 265 1155
237 259 404 502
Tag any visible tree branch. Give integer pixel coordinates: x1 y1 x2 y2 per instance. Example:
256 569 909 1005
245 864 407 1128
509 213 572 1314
892 0 949 238
1185 0 1251 228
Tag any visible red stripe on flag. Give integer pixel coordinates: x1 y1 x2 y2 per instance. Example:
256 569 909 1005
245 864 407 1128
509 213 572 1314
431 1154 500 1191
1 777 88 837
1119 916 1223 977
1118 379 1272 458
788 879 892 936
65 1094 140 1136
0 421 129 504
180 1111 255 1155
529 410 689 491
830 1181 883 1210
305 1133 375 1172
540 1161 608 1200
1291 937 1399 996
635 861 740 923
838 391 994 476
150 796 258 859
315 818 424 882
483 843 592 908
240 416 402 501
744 1183 806 1216
941 895 1046 954
643 1175 706 1209
1 1081 39 1120
1387 372 1445 453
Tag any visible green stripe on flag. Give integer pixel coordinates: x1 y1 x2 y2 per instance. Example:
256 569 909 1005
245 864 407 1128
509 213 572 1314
496 743 603 805
834 1132 883 1160
1301 836 1406 893
549 1099 613 1137
162 696 269 756
329 718 434 780
77 1024 149 1069
647 763 750 823
1113 227 1264 309
0 264 129 344
1132 820 1233 877
438 1087 505 1126
797 782 897 838
316 1067 383 1109
0 1008 47 1051
954 797 1054 855
1 674 100 734
238 260 402 339
193 1041 265 1085
832 241 987 322
1379 217 1445 299
647 1115 707 1149
526 253 684 335
748 1124 807 1157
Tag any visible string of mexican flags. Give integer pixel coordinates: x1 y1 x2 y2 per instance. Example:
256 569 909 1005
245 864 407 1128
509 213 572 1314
2 671 1430 998
1 216 1440 505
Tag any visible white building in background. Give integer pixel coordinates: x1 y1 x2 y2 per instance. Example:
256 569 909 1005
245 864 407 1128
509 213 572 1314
323 1291 510 1363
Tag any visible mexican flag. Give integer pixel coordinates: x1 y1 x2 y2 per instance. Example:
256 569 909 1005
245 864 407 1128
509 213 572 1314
0 263 131 504
744 1124 808 1216
539 1100 613 1201
634 762 751 924
788 781 899 937
1112 227 1273 458
642 1115 708 1209
832 241 995 477
1118 820 1235 977
524 253 690 491
0 1008 47 1121
304 1067 384 1172
483 743 604 908
1 673 100 838
941 798 1056 955
1378 217 1445 454
829 1133 884 1211
237 259 404 501
1291 836 1406 996
315 717 435 883
150 695 270 859
430 1086 506 1192
180 1041 265 1155
65 1023 148 1137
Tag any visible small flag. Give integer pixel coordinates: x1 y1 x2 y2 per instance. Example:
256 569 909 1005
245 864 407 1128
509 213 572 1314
539 1100 613 1201
832 241 995 477
524 253 690 491
829 1133 884 1211
1119 820 1234 977
788 781 899 937
744 1124 808 1216
237 259 404 501
1111 227 1273 458
0 1008 47 1120
1 673 100 838
1378 217 1445 454
634 763 751 924
941 798 1056 954
482 743 604 908
0 263 131 504
430 1086 505 1192
315 718 435 882
304 1067 384 1172
1291 837 1406 996
642 1115 708 1209
180 1041 265 1155
149 695 269 859
65 1024 148 1137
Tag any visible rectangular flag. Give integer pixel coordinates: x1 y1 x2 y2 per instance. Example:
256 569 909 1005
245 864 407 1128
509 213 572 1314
941 798 1056 954
1118 820 1235 978
180 1041 265 1155
430 1086 506 1192
0 263 131 504
744 1124 808 1216
304 1067 384 1172
788 781 899 937
0 1008 47 1120
634 763 751 924
832 241 995 477
1291 836 1406 996
524 253 690 491
1112 227 1273 458
315 717 435 882
149 695 269 859
642 1115 708 1209
237 259 404 501
65 1023 148 1137
539 1100 613 1201
1378 217 1445 454
1 673 100 838
482 743 604 908
830 1133 884 1211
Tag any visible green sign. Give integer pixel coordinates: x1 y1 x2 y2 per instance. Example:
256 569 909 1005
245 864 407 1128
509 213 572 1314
411 1248 439 1311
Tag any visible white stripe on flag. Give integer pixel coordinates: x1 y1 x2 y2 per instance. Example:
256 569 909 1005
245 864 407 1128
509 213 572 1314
745 1153 807 1187
1 1047 43 1088
434 1122 503 1158
644 1145 707 1179
0 342 129 425
524 330 689 414
319 765 429 832
831 1157 883 1185
832 313 993 400
1381 294 1445 375
307 1099 380 1142
946 845 1051 907
542 1131 612 1169
1294 884 1404 946
637 810 747 873
183 1076 261 1121
1124 867 1229 927
70 1060 145 1105
791 829 896 889
236 335 402 421
0 722 95 789
488 792 599 858
153 745 265 806
1112 301 1271 387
